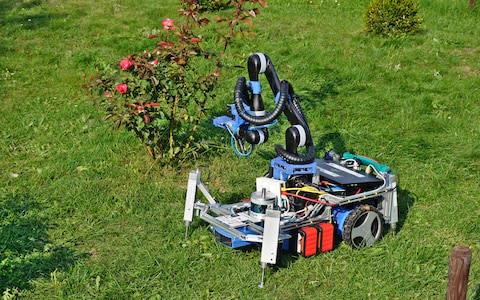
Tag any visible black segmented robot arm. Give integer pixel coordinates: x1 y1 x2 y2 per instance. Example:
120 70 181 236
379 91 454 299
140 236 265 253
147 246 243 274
233 53 315 164
275 83 316 164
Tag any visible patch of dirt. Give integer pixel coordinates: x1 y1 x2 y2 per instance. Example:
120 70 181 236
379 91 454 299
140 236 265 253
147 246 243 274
458 65 478 77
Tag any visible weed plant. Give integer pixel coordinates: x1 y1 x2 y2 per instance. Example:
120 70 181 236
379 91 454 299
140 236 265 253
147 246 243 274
1 0 479 299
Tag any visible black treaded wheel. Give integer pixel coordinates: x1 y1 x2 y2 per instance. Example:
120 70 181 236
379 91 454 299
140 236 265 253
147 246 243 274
343 204 384 249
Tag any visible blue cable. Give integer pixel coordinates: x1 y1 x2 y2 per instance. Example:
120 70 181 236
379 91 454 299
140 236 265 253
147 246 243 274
231 136 254 157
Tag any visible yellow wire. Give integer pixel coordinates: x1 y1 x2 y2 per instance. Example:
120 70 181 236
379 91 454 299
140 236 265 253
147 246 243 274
282 186 326 196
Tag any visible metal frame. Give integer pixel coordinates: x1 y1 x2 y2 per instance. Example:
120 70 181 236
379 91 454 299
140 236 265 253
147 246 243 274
183 162 398 287
183 165 398 246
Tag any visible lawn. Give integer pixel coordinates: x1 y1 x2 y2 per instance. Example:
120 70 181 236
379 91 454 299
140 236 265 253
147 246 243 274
1 0 479 299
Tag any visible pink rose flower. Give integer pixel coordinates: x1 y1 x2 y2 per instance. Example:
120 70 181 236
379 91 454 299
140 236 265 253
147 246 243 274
119 58 134 71
161 18 176 30
158 41 174 49
190 37 201 43
115 83 128 94
150 59 159 66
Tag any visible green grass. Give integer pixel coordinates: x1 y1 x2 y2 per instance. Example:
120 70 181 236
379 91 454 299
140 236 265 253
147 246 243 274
1 0 479 298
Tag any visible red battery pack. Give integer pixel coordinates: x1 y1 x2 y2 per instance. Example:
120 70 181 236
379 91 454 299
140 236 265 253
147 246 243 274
315 223 334 253
297 226 319 257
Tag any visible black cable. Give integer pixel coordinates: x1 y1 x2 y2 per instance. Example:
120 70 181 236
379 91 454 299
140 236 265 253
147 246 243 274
234 77 288 126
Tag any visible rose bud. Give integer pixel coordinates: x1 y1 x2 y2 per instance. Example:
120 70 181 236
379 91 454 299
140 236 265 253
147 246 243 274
190 37 202 43
115 83 128 94
158 41 174 49
103 91 113 98
143 114 151 124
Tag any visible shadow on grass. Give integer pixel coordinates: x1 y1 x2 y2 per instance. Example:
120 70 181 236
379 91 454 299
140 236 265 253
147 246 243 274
315 131 348 155
0 192 84 292
0 0 44 21
396 188 416 233
0 0 69 57
0 0 68 30
298 67 340 107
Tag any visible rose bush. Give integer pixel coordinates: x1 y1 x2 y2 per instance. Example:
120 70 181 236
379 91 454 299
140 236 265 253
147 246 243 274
91 0 267 163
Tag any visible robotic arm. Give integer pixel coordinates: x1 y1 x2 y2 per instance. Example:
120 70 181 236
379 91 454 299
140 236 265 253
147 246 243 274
274 83 316 164
214 53 315 164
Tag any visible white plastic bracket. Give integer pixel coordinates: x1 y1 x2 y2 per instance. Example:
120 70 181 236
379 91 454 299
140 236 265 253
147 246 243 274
260 209 281 265
259 209 281 288
183 169 200 225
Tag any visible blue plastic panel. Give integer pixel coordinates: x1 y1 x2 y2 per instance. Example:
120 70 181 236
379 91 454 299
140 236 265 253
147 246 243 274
213 226 257 249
